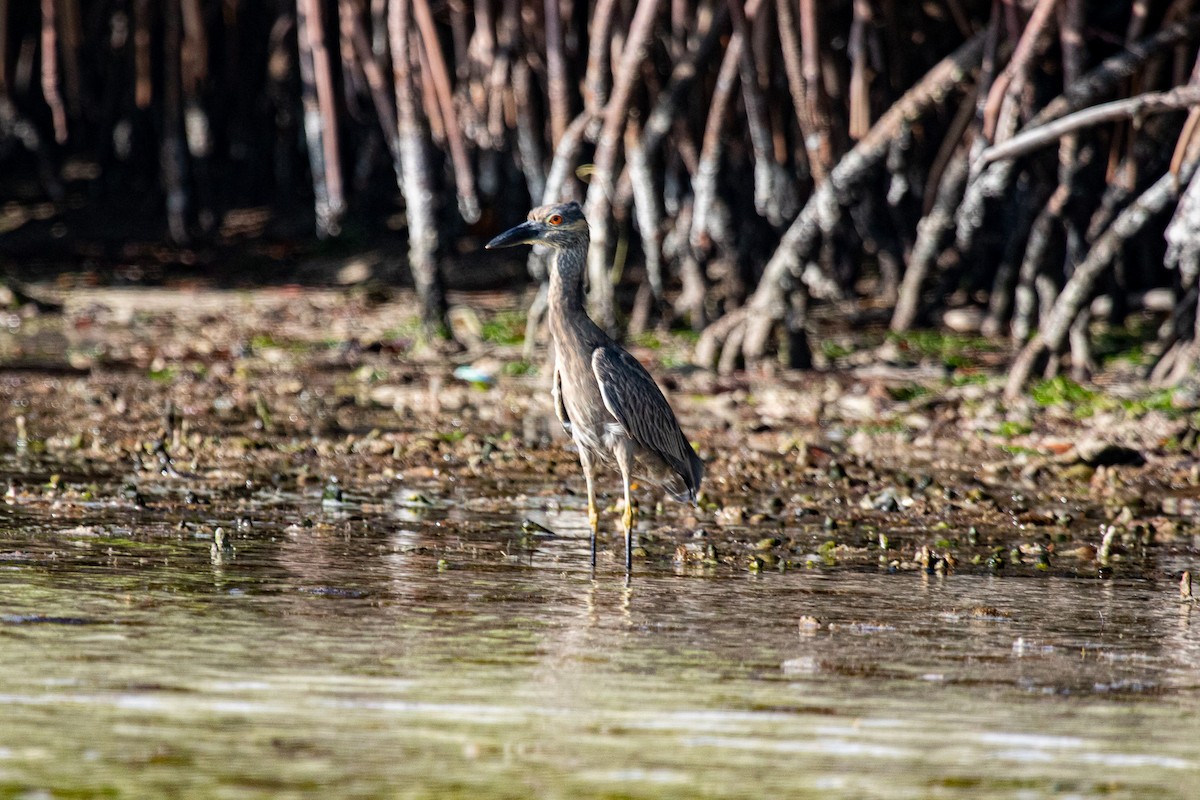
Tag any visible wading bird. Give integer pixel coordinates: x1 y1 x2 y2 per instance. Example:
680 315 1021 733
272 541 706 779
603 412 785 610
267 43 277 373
486 201 704 572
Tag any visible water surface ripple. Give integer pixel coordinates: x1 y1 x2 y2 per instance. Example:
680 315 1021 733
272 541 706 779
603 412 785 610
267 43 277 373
1 498 1198 799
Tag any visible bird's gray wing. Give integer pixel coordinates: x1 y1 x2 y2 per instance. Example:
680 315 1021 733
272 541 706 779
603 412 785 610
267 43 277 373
591 345 696 479
552 360 572 435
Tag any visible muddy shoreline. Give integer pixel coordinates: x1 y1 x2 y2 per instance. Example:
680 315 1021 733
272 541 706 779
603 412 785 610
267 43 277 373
1 286 1197 586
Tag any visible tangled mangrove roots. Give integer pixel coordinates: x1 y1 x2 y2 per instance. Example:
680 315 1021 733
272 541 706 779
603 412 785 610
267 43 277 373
2 1 1200 389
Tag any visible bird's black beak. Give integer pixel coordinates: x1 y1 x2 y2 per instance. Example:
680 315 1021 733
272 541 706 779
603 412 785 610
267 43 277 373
485 220 542 249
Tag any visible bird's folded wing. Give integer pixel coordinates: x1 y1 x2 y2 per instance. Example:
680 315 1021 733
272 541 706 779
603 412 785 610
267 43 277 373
552 361 572 435
591 345 694 476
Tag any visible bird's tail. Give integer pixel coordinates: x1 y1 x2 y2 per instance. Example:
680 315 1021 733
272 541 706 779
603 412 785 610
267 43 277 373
667 452 705 504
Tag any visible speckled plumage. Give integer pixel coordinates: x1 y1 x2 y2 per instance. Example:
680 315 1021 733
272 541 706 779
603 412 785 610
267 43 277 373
486 201 703 570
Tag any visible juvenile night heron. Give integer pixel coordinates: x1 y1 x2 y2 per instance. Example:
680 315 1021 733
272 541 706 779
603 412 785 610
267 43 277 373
486 201 703 571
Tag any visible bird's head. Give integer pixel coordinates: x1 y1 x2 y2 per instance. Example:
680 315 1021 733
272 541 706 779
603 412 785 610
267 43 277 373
485 201 588 251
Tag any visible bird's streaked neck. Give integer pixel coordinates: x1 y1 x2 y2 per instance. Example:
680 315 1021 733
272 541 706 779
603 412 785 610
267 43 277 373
548 239 588 312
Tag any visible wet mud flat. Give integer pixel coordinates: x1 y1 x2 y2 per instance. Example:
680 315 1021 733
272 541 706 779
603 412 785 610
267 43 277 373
1 287 1200 797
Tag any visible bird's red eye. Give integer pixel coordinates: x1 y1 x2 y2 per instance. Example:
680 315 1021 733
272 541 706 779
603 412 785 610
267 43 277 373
547 214 563 226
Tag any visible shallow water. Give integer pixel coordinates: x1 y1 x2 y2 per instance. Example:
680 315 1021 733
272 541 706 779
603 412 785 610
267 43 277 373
2 484 1199 800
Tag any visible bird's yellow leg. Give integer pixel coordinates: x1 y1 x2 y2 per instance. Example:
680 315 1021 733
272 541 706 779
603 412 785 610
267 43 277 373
587 492 599 534
622 484 634 534
617 448 635 573
580 452 598 568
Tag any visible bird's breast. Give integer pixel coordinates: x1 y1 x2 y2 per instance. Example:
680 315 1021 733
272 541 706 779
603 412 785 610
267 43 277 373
552 345 619 457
